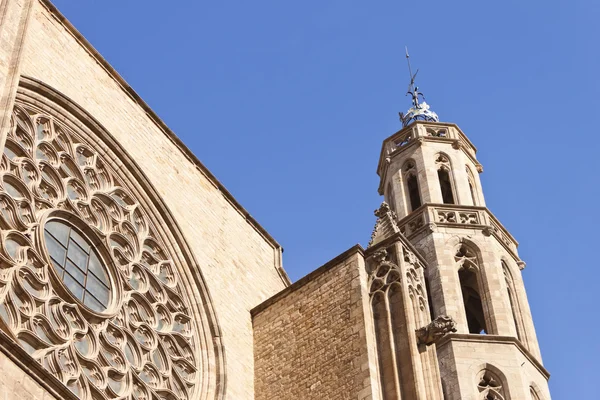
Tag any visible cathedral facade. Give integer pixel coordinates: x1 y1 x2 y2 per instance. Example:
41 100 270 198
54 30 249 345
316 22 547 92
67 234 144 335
0 1 551 399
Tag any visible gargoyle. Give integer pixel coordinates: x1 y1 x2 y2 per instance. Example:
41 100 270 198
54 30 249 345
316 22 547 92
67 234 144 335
416 315 457 346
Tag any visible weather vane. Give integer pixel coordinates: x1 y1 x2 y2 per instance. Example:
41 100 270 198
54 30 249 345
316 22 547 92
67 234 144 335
399 47 439 126
405 47 425 108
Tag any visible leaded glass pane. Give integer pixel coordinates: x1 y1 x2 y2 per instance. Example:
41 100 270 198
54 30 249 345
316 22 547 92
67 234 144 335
67 242 87 269
84 295 104 312
44 220 111 312
69 229 90 252
86 273 109 305
65 260 85 285
88 252 108 282
46 221 70 245
45 234 67 264
63 274 84 299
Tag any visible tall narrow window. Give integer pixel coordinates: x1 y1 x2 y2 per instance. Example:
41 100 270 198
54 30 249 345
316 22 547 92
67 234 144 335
424 275 435 321
467 166 478 206
455 245 488 334
503 261 525 343
435 154 455 204
403 161 421 211
407 175 421 210
530 386 542 400
386 182 396 212
438 169 455 204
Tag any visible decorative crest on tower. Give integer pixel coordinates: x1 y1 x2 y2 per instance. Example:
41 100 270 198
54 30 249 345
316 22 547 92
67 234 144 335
399 47 439 127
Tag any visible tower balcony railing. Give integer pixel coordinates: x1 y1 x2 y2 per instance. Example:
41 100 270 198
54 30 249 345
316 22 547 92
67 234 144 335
397 203 519 258
385 122 476 156
377 121 482 181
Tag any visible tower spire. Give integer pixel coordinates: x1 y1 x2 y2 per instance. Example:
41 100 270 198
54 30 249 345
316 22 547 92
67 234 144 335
399 47 439 126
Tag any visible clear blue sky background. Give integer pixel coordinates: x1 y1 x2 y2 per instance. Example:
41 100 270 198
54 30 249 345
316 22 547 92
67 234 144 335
51 1 597 398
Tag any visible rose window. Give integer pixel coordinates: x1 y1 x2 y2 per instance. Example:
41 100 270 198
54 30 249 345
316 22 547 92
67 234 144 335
0 102 203 400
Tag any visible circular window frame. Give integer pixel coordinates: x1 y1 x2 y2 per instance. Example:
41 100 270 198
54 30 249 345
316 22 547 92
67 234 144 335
37 210 122 318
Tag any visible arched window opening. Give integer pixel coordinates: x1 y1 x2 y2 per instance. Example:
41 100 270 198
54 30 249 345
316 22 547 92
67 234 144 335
407 175 421 211
386 182 396 213
477 369 506 400
404 161 421 211
435 154 455 204
424 275 435 321
467 167 478 206
455 245 487 334
438 169 455 204
530 386 542 400
503 262 525 343
459 269 487 334
469 181 477 205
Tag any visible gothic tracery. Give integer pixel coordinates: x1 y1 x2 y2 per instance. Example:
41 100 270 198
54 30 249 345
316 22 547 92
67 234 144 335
477 369 506 400
0 103 203 400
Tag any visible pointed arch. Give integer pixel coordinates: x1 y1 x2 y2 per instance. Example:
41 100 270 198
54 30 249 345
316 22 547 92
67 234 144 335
466 165 479 206
502 259 528 346
435 153 456 204
386 182 397 213
402 159 422 211
454 241 489 334
10 77 226 399
473 363 511 400
529 383 544 400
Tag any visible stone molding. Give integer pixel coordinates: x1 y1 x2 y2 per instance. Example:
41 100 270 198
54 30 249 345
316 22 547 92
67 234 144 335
397 203 521 261
0 329 79 400
436 333 550 380
0 0 34 153
367 202 400 248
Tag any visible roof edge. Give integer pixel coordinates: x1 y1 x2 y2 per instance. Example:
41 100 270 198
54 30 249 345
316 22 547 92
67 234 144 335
251 244 365 317
39 0 283 254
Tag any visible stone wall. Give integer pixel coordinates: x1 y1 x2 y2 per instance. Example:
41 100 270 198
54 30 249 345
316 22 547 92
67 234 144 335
252 246 379 400
7 1 290 398
436 335 550 400
0 352 56 400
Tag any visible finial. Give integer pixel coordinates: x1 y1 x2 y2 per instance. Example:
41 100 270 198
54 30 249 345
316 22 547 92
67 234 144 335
399 47 439 127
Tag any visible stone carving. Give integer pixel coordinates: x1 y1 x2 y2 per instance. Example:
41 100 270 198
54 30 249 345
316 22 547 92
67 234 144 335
366 249 400 294
0 104 201 399
368 202 400 248
436 209 479 225
415 315 457 346
482 226 496 237
426 128 447 138
398 211 425 238
477 370 505 400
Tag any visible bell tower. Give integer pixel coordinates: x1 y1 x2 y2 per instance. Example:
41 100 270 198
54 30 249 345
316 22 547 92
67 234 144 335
370 51 552 400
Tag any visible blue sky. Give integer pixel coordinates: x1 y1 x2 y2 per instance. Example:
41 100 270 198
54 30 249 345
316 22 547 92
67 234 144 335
51 1 597 398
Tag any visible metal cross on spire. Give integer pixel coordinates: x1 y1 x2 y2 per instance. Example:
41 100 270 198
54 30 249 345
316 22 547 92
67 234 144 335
405 47 424 108
399 47 439 126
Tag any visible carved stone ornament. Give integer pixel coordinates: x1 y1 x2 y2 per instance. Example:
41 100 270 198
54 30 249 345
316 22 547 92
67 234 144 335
0 103 203 399
367 249 400 293
415 315 457 346
452 140 462 150
368 202 400 248
482 226 495 237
